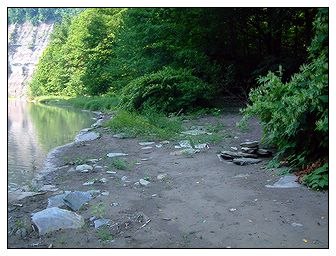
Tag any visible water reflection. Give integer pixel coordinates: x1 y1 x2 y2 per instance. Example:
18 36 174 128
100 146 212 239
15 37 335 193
8 100 94 189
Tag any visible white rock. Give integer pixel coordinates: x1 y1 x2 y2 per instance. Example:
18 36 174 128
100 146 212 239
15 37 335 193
107 153 128 158
106 171 117 174
99 178 108 183
139 179 150 186
139 142 155 146
76 164 93 172
157 174 168 180
101 192 110 196
141 146 153 150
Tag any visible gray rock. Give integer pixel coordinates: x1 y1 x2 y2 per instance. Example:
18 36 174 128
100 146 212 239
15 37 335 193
106 152 128 158
237 152 258 158
233 158 262 166
265 175 301 188
257 149 272 157
87 159 99 164
170 148 200 156
47 192 70 208
160 140 170 144
240 141 259 148
220 151 241 160
139 179 150 186
31 207 84 235
83 181 94 186
155 144 163 148
38 184 59 192
178 140 192 148
113 133 129 139
86 190 101 196
291 222 303 227
106 171 117 174
63 191 92 211
101 191 109 196
181 129 208 136
230 146 238 151
139 142 155 146
195 143 209 150
15 228 27 239
141 146 153 150
94 166 103 171
94 218 111 229
8 191 45 203
99 178 108 183
121 176 128 182
241 147 258 154
91 119 104 128
157 174 168 180
75 131 100 142
75 164 93 172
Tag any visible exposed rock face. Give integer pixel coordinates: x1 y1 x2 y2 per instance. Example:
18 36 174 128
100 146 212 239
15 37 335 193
8 22 54 98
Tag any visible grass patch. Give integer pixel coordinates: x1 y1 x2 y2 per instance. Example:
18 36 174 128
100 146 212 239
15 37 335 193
34 95 120 112
96 227 114 241
110 159 132 171
105 110 183 140
91 202 106 218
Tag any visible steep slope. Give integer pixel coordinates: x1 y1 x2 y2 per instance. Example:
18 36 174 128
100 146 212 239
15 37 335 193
8 22 53 98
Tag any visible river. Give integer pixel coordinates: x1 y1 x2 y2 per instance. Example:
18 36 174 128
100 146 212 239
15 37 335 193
8 100 94 191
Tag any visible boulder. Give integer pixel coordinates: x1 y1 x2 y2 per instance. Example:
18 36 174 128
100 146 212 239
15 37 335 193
31 207 84 236
47 192 70 208
240 141 259 148
63 191 92 211
232 158 262 166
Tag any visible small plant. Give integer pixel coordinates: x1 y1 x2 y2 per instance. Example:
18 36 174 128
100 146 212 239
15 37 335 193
303 163 328 190
96 227 113 241
111 159 131 171
91 203 106 218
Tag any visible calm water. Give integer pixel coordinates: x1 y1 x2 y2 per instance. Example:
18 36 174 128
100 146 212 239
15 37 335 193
8 100 94 190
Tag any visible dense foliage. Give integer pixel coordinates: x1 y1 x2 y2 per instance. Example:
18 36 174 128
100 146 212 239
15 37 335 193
241 9 328 189
30 8 317 112
8 8 83 25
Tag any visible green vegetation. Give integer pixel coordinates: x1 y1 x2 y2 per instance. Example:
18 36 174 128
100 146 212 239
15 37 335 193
27 8 328 189
105 110 183 140
91 202 106 218
96 227 114 241
110 159 132 171
303 163 328 190
241 9 328 189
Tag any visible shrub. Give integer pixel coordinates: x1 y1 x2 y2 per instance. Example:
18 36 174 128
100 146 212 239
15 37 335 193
240 9 328 171
119 67 214 114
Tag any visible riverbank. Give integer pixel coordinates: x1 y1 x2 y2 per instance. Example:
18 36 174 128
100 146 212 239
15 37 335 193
7 108 328 248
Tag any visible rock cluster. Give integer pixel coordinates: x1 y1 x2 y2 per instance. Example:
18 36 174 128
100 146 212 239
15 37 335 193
219 140 272 165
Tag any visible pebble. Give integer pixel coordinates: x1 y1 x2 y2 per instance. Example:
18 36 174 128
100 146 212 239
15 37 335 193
111 202 119 207
76 164 93 172
141 146 153 150
229 208 237 212
139 142 155 146
121 176 128 181
107 153 128 158
291 222 303 227
139 179 150 186
99 178 108 183
83 181 94 186
101 192 110 196
106 171 117 174
151 194 157 197
157 174 168 180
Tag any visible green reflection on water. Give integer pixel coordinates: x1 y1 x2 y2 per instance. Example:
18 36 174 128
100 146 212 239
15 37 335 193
28 103 94 151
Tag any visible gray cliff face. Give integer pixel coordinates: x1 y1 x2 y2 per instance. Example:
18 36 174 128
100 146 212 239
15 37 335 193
8 22 54 98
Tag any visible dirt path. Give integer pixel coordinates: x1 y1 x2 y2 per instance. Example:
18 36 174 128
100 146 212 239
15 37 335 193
8 112 328 248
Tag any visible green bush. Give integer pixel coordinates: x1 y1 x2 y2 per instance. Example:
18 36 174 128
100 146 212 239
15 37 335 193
119 67 214 114
241 9 328 169
303 163 328 190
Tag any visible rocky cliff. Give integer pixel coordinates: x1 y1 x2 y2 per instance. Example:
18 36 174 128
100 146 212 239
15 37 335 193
8 22 54 98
